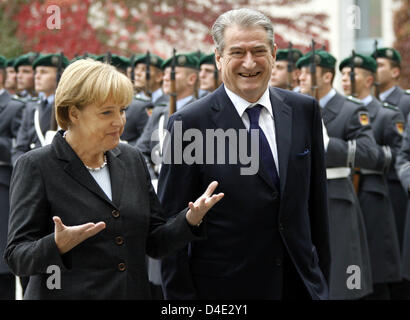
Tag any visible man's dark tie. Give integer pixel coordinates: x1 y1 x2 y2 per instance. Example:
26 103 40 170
245 104 280 190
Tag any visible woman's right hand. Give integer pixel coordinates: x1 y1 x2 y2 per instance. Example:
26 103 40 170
53 216 106 254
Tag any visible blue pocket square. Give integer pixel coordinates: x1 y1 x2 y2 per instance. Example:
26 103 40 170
296 149 310 157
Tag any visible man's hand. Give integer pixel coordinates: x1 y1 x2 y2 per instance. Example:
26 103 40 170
53 216 106 254
185 181 224 226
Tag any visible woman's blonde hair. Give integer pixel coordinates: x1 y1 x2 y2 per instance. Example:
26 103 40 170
55 59 134 130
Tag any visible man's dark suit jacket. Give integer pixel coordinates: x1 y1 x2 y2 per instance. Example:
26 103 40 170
158 85 331 300
4 131 204 299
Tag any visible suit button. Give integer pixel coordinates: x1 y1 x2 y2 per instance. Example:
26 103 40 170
118 262 126 271
115 236 124 245
276 258 282 267
112 210 120 218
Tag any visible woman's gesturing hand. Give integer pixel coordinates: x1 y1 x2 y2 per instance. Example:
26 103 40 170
185 181 224 226
53 216 106 254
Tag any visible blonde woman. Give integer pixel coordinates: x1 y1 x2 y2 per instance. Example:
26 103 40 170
4 59 223 300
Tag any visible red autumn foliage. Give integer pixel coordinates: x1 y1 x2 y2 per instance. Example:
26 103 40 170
12 0 329 59
393 0 410 89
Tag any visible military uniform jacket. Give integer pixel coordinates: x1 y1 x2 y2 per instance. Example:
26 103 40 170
11 98 53 165
383 86 410 120
0 91 25 274
358 97 402 284
4 131 205 299
395 113 410 280
121 97 151 146
323 92 377 299
383 87 410 245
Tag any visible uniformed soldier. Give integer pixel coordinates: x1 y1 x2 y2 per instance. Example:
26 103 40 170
340 53 403 299
394 114 410 299
5 58 17 96
11 53 69 165
13 52 39 101
297 50 376 299
270 47 302 91
198 53 222 96
96 53 151 145
0 55 25 300
136 52 199 181
372 49 410 299
135 52 199 299
372 47 410 119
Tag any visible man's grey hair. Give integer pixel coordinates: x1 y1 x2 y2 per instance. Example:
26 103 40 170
211 8 275 54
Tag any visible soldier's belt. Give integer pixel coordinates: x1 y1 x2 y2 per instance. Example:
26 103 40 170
326 167 351 179
360 169 383 175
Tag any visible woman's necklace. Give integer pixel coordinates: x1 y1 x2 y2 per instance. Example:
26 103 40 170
63 131 108 172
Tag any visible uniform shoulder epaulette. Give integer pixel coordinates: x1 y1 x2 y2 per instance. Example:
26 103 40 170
346 95 363 105
11 95 26 104
382 102 399 111
134 94 150 103
155 102 168 107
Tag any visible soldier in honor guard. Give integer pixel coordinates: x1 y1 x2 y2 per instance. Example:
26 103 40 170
198 53 222 97
340 53 403 299
135 52 199 299
270 46 302 92
394 115 410 299
5 58 17 96
296 50 375 299
372 49 410 300
136 52 199 181
0 55 25 299
372 47 410 119
11 53 69 166
13 52 39 101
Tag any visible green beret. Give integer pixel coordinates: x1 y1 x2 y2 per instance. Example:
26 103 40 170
6 58 15 68
162 53 199 70
276 49 303 63
70 53 98 63
32 53 70 69
0 55 7 68
296 50 336 70
371 47 401 65
133 53 164 70
13 52 40 70
96 54 130 70
339 53 377 73
199 53 215 66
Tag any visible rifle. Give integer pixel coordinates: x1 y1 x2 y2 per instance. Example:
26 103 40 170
105 51 112 64
50 52 63 131
310 39 319 100
194 50 201 98
349 50 361 193
373 40 380 100
287 42 294 91
213 56 219 91
169 48 177 115
145 51 151 97
130 53 135 87
350 50 357 98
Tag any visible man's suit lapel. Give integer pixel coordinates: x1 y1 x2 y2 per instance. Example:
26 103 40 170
211 85 278 192
269 88 292 196
52 132 120 208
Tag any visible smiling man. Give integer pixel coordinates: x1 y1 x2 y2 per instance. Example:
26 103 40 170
158 8 330 300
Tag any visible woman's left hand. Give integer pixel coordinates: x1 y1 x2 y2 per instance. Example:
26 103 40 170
185 181 224 226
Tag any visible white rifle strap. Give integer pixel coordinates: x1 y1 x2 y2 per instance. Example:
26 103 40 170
158 114 165 155
34 108 46 146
